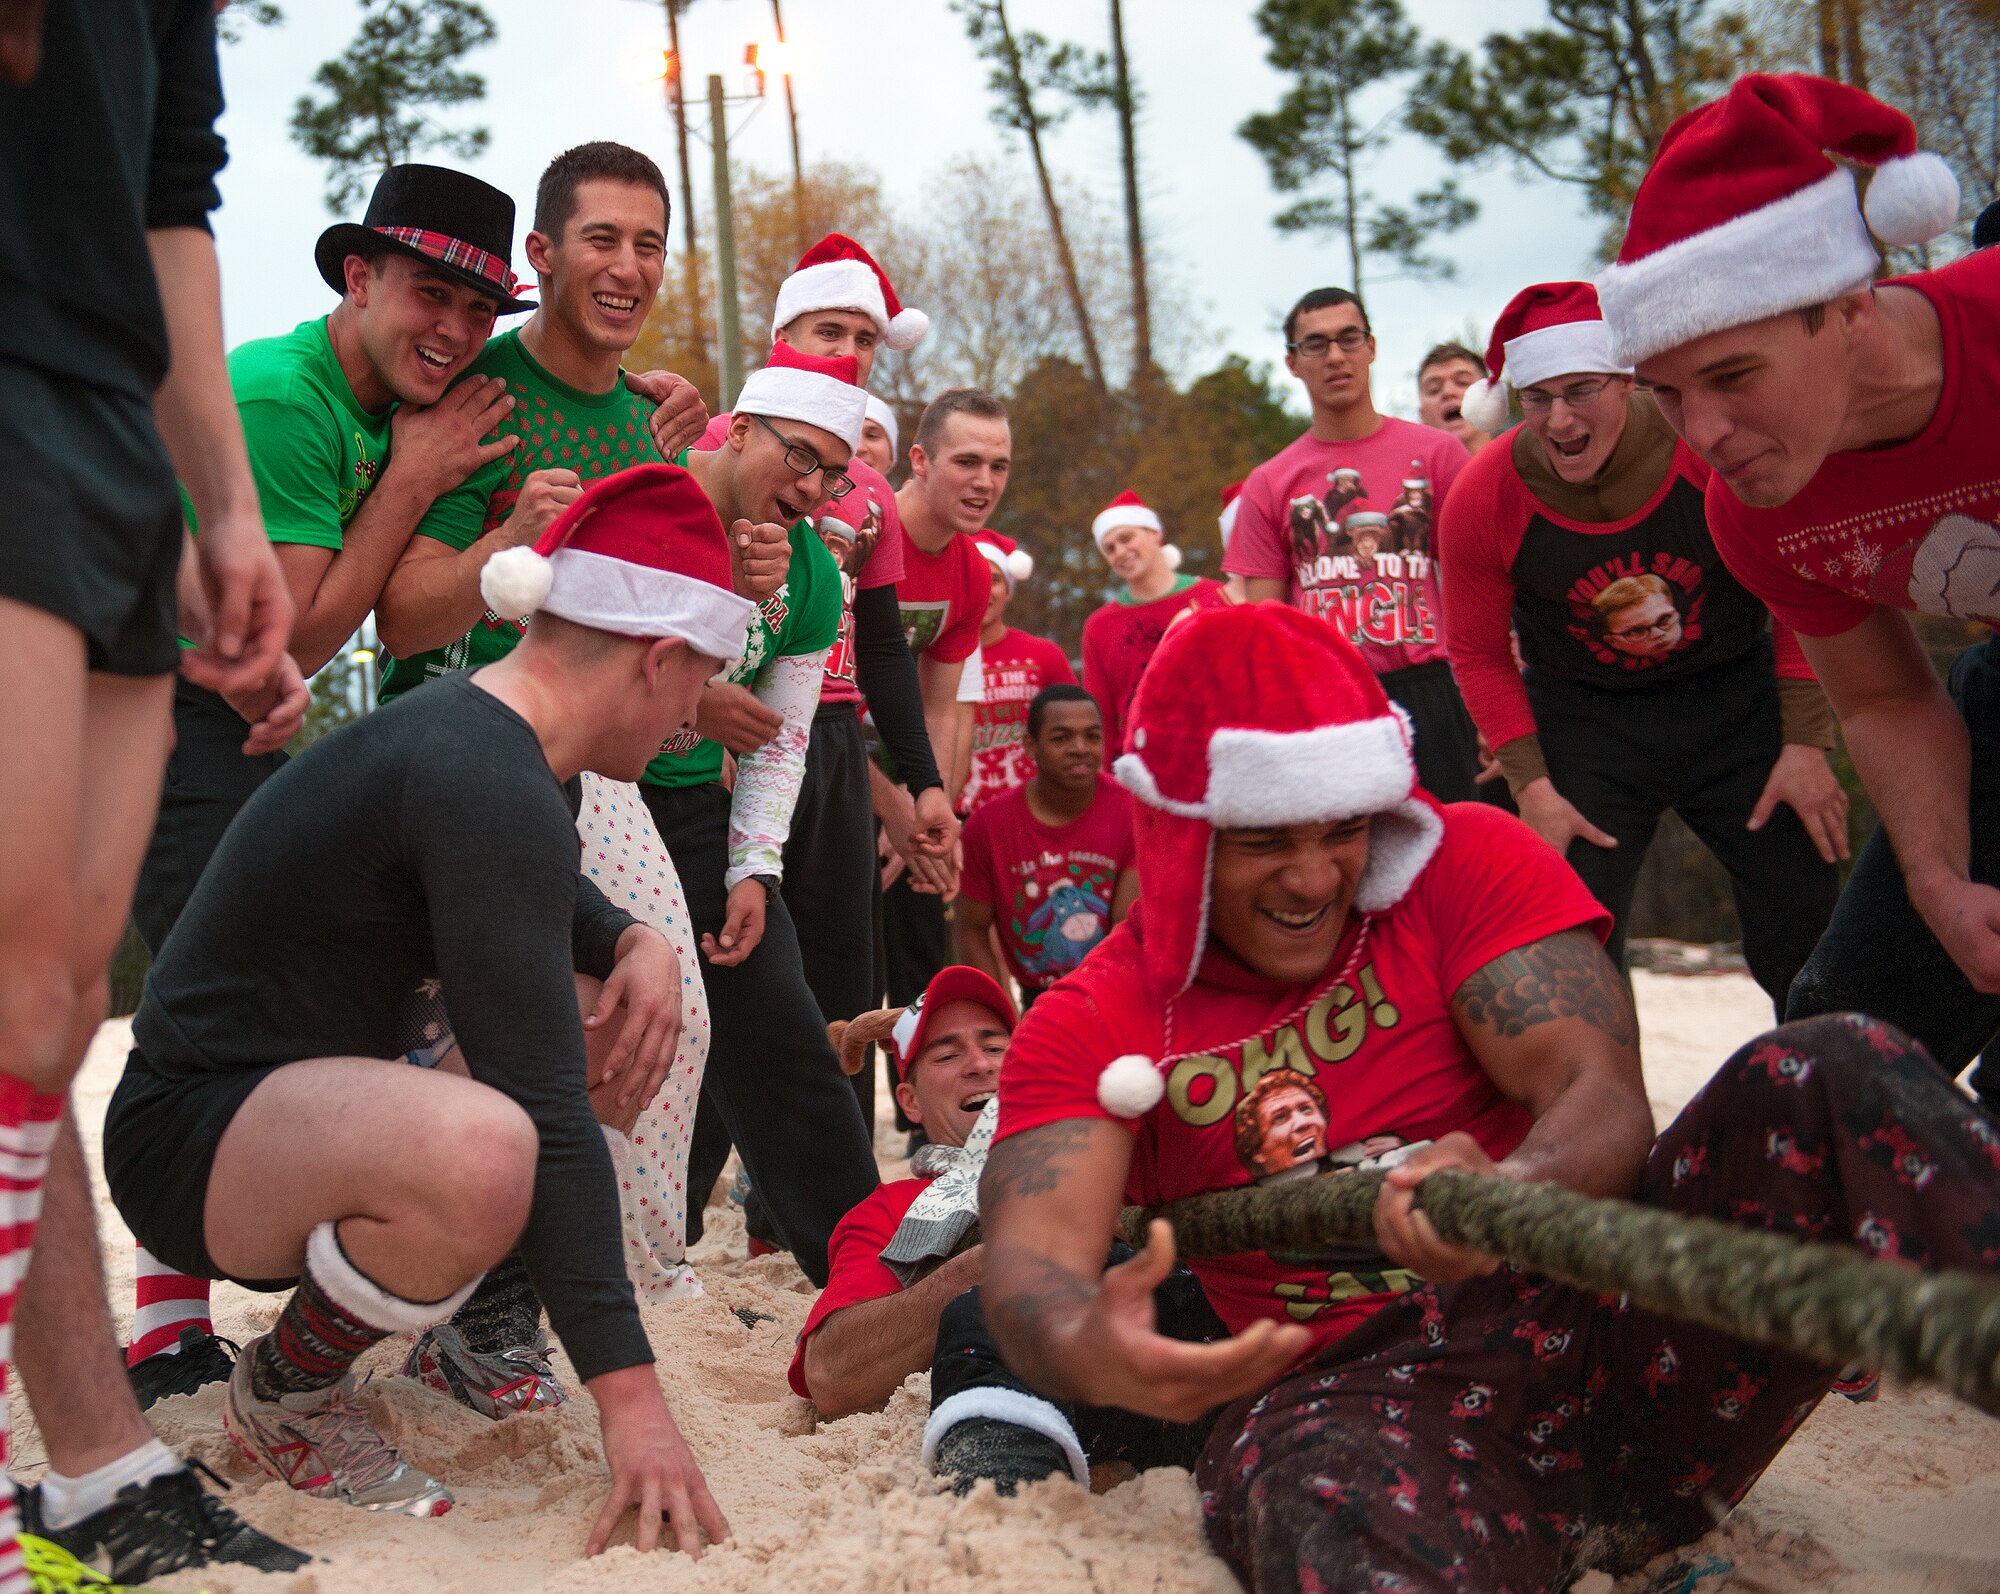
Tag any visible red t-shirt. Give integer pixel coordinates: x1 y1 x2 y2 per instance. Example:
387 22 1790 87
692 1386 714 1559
895 527 988 664
959 777 1135 992
1225 417 1469 675
963 628 1077 814
994 802 1608 1358
696 413 905 705
787 1177 932 1400
1438 420 1814 749
1706 249 2000 637
1081 578 1230 757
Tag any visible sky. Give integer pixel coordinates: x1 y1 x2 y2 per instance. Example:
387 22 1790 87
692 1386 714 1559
209 0 1604 419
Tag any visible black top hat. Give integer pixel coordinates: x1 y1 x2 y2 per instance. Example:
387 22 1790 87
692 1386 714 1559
314 164 534 314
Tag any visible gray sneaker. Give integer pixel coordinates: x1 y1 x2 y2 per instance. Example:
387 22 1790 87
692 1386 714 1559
401 1322 565 1420
224 1353 454 1517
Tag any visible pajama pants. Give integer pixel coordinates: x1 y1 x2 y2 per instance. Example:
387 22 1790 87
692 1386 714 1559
1194 1014 2000 1593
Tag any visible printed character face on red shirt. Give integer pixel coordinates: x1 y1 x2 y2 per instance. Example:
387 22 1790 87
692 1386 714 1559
894 997 1009 1149
1593 575 1685 660
1209 817 1371 985
1635 296 1869 509
1234 1071 1331 1179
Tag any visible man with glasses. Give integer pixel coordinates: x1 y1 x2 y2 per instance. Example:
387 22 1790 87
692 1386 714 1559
1225 288 1485 800
1437 282 1846 1013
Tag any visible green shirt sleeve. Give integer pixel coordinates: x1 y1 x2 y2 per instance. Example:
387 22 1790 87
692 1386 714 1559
415 457 505 552
777 521 842 658
236 396 346 550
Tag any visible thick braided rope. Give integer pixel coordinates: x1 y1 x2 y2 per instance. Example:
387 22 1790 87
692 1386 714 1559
1119 1169 2000 1413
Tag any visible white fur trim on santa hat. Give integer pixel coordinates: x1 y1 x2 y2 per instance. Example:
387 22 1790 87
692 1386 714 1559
1504 318 1626 392
863 393 899 457
1097 1054 1164 1118
1218 497 1241 551
737 364 867 449
539 548 758 661
1115 716 1413 828
1598 168 1879 368
976 540 1035 587
480 544 554 618
1092 502 1163 550
922 1388 1089 1487
1459 377 1511 435
1863 151 1961 246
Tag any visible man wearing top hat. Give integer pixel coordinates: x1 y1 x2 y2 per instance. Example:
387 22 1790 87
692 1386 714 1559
118 164 537 1411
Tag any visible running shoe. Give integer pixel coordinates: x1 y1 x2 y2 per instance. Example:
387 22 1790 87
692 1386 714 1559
18 1464 307 1582
930 1418 1072 1497
401 1322 565 1420
124 1329 236 1412
1832 1365 1882 1402
20 1533 170 1592
223 1355 453 1517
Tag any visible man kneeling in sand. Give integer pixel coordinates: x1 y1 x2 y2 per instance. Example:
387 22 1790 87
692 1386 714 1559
101 466 747 1554
978 602 2000 1591
794 965 1226 1495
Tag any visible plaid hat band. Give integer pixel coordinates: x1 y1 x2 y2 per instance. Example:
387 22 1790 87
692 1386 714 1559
373 226 520 297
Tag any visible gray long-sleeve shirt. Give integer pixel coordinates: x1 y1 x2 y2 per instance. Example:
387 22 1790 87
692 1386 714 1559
133 672 650 1380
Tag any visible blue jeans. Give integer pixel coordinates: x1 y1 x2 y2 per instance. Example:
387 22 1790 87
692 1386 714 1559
1786 634 2000 1109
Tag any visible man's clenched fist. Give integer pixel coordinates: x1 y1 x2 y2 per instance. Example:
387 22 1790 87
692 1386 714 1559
502 468 584 549
731 519 789 601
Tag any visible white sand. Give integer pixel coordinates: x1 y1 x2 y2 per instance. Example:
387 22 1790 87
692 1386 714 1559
15 971 2000 1592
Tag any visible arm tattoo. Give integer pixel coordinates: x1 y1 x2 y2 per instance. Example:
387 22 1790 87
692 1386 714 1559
983 1247 1098 1400
1452 929 1638 1048
979 1119 1098 1203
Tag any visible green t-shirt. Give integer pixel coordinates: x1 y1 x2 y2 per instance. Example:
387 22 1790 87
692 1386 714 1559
376 329 664 702
1117 572 1198 607
181 316 391 545
641 508 842 791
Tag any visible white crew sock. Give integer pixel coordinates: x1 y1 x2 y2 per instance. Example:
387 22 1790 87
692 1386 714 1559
37 1439 180 1531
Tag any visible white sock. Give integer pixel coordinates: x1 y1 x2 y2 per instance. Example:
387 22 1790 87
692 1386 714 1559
37 1439 180 1531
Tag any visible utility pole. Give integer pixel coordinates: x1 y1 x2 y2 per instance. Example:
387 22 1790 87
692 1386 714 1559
708 73 744 406
661 2 705 365
769 0 806 256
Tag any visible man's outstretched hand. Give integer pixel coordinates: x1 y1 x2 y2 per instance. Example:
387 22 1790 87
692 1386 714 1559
586 1365 730 1557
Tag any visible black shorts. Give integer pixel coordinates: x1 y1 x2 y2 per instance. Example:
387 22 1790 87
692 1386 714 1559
0 357 182 676
103 1049 297 1291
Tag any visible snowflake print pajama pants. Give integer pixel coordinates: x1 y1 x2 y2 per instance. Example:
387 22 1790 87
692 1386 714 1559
1195 1013 2000 1594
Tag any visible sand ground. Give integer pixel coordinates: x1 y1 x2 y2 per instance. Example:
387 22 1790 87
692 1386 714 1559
16 970 1999 1593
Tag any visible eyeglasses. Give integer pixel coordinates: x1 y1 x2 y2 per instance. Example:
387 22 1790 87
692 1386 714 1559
1607 612 1679 641
1518 377 1618 413
1287 329 1371 358
749 412 855 501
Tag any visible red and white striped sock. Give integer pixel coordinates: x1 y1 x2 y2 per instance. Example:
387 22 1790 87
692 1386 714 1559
128 1247 213 1365
0 1076 67 1594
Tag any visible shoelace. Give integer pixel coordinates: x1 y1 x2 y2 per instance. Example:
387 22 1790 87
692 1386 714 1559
297 1381 413 1495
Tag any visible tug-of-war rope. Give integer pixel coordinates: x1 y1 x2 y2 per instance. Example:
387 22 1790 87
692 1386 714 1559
1116 1169 2000 1414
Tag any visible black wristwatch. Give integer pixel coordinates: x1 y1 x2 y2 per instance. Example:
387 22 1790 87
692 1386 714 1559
750 873 781 901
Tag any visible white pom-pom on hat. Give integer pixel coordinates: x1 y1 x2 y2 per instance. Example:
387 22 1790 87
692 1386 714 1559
1863 151 1961 245
885 307 930 351
1459 376 1512 434
1162 544 1183 572
1097 1054 1164 1118
1007 548 1034 582
480 545 554 618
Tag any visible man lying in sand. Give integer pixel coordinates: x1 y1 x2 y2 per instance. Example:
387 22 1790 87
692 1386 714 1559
977 601 2000 1592
98 466 746 1554
796 966 1228 1496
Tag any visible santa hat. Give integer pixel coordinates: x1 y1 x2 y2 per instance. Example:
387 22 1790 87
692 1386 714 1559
1091 490 1182 572
736 341 867 450
1217 481 1244 552
863 393 899 460
1460 282 1626 434
478 463 757 661
973 529 1033 591
1597 74 1960 368
890 965 1017 1071
1098 605 1445 1116
772 233 929 352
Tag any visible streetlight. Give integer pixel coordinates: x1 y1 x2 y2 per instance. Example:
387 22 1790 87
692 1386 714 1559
349 646 377 713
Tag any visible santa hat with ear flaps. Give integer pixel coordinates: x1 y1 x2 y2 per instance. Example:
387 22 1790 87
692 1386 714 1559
1099 605 1445 1116
736 341 867 451
1597 73 1960 368
477 463 756 662
973 529 1033 591
1092 490 1182 572
772 232 930 352
1460 282 1626 435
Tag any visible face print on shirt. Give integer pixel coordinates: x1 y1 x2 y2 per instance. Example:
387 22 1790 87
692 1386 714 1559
1233 1068 1332 1182
1909 513 2000 623
1567 555 1707 672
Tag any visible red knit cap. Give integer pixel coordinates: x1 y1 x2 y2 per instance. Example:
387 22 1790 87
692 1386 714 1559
1597 74 1959 367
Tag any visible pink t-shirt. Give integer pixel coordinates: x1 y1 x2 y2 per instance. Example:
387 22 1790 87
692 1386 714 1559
962 627 1077 815
1225 417 1469 674
995 802 1606 1358
1705 249 2000 637
959 777 1134 992
695 413 904 706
